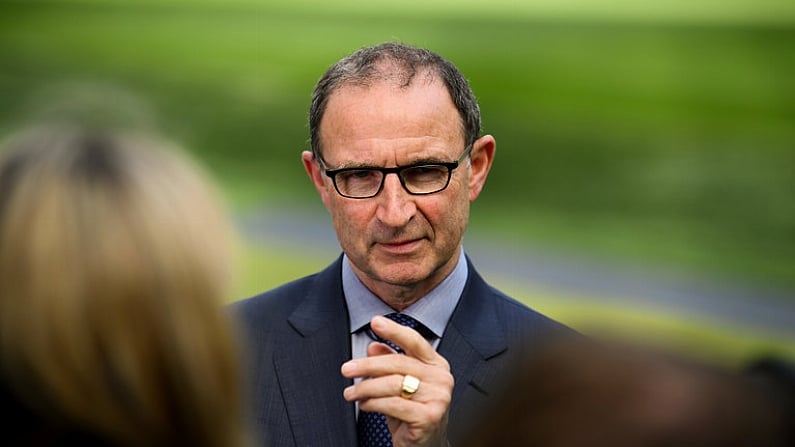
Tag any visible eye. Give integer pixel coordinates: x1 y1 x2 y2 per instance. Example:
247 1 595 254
404 165 447 181
352 170 376 179
338 169 378 180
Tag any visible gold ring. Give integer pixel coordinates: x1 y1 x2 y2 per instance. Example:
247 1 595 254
400 374 420 399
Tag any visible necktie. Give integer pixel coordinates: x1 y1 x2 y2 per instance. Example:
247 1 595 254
357 313 427 447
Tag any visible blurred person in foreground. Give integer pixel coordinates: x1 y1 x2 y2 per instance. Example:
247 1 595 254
459 337 795 447
0 123 251 446
233 41 574 446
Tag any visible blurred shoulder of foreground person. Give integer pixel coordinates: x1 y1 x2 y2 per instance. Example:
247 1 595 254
460 336 795 447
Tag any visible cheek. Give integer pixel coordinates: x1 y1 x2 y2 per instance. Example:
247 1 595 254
420 193 467 229
329 199 373 232
417 200 444 225
318 185 332 209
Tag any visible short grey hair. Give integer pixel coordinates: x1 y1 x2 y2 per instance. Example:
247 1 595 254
309 42 481 157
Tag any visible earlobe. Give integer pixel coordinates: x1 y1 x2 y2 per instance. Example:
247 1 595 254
468 135 496 202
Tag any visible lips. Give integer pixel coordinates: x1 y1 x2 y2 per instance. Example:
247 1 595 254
376 238 423 254
381 238 417 246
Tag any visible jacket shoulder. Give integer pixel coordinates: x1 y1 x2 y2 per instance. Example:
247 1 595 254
492 286 574 334
232 273 319 318
464 259 576 338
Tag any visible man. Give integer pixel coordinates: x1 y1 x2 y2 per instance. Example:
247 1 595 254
234 42 572 446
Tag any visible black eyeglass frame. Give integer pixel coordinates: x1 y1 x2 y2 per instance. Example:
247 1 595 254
319 145 473 199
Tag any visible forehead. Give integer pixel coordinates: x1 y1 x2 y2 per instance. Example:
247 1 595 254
319 77 464 163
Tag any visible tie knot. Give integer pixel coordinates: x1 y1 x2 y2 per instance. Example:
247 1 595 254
385 312 419 329
365 313 433 353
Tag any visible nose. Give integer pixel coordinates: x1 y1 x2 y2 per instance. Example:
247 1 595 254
375 172 416 227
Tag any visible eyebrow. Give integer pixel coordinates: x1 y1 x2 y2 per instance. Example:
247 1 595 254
326 155 453 170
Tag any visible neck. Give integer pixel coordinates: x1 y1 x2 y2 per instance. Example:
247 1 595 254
373 284 427 312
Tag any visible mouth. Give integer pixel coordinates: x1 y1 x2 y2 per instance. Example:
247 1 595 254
375 238 423 254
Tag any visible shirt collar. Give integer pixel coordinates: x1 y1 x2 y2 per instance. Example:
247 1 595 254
344 247 468 339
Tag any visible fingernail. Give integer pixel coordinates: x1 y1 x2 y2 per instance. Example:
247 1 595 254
341 360 356 375
343 386 354 400
371 315 386 329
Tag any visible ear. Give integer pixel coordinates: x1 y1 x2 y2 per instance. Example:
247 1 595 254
467 134 496 202
302 150 332 208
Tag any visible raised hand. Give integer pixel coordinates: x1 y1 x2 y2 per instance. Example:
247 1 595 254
341 315 454 447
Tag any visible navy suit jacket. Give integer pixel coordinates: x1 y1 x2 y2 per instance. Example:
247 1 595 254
232 255 572 446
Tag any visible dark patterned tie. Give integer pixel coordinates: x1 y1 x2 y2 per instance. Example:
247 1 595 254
357 313 427 447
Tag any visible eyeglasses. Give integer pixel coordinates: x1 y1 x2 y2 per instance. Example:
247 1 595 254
320 146 472 199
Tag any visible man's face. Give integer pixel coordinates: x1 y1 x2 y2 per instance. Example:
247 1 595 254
304 76 493 303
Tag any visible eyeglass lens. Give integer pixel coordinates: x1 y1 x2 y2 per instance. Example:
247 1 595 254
335 165 451 197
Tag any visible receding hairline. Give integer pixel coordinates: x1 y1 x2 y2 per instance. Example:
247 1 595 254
314 64 466 155
337 55 441 87
317 67 466 150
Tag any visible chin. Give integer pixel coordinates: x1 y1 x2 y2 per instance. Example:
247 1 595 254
376 265 430 287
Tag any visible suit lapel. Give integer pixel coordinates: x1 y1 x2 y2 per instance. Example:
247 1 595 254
438 261 508 428
273 259 357 446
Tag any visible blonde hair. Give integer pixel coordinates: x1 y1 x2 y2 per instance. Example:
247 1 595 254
0 124 248 446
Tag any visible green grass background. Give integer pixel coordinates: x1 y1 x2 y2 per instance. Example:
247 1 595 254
1 0 793 364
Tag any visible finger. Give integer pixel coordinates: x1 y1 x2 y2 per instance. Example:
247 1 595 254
369 315 445 366
386 415 400 435
360 394 449 430
343 364 452 403
341 352 420 379
342 373 404 402
367 341 396 357
340 343 398 380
